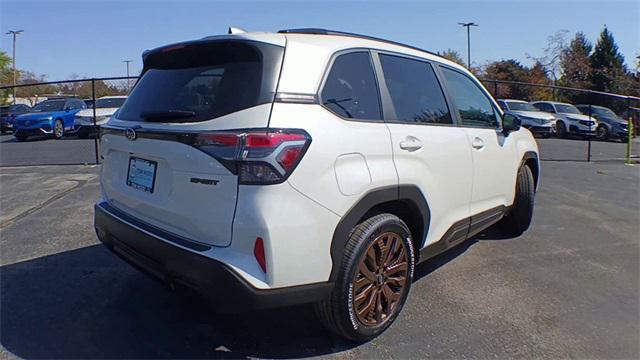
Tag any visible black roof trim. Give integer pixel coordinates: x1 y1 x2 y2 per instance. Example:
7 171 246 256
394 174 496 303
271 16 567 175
278 28 439 57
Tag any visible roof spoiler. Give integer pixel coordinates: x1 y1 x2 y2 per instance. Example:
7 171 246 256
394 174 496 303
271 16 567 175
228 26 248 35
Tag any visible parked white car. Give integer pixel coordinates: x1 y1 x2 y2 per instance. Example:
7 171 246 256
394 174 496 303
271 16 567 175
74 96 127 138
497 99 556 137
94 28 539 341
530 101 597 138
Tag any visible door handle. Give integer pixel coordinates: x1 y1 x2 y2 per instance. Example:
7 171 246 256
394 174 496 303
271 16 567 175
471 137 485 150
399 137 423 151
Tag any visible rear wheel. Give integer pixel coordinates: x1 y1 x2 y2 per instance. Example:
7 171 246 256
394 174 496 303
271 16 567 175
315 213 414 342
53 119 64 139
498 164 535 236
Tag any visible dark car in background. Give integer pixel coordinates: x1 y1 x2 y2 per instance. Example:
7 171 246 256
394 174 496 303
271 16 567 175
576 104 632 142
0 104 31 133
620 107 639 136
13 98 86 141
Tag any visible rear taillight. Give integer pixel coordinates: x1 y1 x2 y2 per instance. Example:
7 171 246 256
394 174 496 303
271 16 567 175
193 129 311 185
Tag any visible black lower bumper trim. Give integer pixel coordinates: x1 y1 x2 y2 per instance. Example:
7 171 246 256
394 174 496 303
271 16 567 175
94 202 333 311
14 128 48 137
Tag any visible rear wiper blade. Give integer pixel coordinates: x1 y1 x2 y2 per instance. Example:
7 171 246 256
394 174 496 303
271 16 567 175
140 110 196 122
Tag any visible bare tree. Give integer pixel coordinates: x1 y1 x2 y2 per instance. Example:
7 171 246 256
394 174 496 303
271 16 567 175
526 30 569 84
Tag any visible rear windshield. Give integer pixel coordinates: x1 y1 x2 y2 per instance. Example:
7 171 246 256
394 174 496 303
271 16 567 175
117 40 284 123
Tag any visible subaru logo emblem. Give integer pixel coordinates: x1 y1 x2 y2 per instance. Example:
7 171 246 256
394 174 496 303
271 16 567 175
125 128 137 141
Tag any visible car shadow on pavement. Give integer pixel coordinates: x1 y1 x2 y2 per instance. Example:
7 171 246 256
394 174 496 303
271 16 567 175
1 229 520 359
0 244 354 359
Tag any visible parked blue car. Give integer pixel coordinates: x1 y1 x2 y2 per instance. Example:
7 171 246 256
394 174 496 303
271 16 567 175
13 98 86 141
1 104 31 133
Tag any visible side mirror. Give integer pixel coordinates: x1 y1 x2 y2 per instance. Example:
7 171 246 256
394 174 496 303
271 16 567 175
502 114 521 135
64 106 73 111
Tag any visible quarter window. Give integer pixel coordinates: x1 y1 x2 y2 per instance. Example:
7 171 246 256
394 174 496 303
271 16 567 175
441 67 499 128
379 54 452 124
320 52 382 121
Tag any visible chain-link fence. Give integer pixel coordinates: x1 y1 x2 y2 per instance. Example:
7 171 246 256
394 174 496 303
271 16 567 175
0 77 137 167
482 79 639 163
1 76 638 166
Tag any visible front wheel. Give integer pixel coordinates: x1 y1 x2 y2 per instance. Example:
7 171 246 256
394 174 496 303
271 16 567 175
595 125 609 141
498 164 535 236
556 121 567 138
53 119 64 139
315 213 415 342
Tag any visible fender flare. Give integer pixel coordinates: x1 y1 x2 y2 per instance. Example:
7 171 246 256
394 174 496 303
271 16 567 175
521 151 540 191
328 185 430 281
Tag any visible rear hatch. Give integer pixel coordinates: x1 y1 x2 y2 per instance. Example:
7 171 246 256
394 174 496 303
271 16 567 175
100 37 285 247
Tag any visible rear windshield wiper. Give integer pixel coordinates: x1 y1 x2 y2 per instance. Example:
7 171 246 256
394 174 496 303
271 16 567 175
140 110 196 122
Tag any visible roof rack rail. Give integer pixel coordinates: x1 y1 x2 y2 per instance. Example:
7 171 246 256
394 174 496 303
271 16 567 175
277 28 438 57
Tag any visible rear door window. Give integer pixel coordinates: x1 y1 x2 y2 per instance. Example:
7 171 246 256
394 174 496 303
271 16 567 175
378 54 452 124
320 52 382 121
117 41 284 123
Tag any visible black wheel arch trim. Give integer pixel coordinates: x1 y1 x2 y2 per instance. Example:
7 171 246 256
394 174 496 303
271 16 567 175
521 151 539 191
328 185 430 281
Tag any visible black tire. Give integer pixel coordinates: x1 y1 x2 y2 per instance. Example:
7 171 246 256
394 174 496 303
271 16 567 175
77 130 89 139
498 164 535 236
595 125 609 141
53 119 64 139
14 134 27 142
314 213 415 342
556 121 567 138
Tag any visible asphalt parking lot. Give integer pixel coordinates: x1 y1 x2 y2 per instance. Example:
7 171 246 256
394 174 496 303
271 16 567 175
0 155 638 358
0 133 98 166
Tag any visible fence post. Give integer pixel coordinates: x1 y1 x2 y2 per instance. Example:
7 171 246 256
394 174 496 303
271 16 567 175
587 104 592 162
92 79 99 165
627 97 633 165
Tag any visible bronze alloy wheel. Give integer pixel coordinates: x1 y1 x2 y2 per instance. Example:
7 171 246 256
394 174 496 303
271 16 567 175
352 231 408 327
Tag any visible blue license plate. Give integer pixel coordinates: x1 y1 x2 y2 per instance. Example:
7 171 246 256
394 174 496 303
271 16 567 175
126 157 157 193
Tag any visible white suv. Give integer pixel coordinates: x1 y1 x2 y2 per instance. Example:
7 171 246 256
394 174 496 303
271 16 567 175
94 28 539 341
530 101 597 138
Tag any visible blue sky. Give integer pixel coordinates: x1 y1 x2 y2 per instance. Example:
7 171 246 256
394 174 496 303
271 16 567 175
1 0 638 81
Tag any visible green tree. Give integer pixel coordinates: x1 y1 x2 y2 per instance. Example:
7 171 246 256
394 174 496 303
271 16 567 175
438 49 466 67
558 32 593 103
0 51 12 105
483 59 530 99
590 26 625 93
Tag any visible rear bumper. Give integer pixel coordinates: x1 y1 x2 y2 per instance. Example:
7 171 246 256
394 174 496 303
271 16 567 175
94 201 333 311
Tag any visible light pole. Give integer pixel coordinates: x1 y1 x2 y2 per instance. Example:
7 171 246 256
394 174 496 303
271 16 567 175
6 30 24 103
458 22 478 69
123 59 133 91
